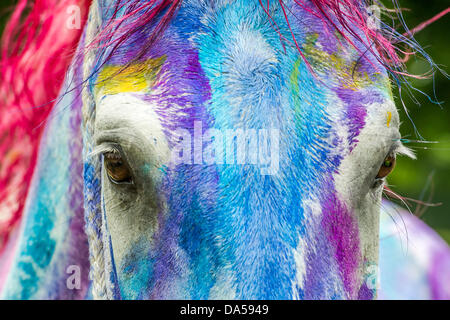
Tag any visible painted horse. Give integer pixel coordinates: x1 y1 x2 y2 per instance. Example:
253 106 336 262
0 0 449 299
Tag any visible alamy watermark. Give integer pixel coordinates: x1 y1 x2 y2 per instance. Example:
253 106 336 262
66 5 81 30
66 265 81 290
365 263 380 290
366 5 381 31
170 121 279 175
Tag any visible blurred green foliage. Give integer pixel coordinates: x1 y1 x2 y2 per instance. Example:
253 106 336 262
0 1 449 243
382 1 450 243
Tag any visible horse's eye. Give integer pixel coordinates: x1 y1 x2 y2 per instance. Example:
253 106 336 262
104 152 132 184
376 153 396 179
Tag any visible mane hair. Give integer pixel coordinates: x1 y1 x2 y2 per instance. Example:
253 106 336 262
0 0 91 252
88 0 434 81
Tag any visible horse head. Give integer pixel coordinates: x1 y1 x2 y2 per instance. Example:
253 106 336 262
1 0 449 300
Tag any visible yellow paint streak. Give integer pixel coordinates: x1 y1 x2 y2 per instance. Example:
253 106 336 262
386 111 392 127
95 56 166 96
301 33 387 91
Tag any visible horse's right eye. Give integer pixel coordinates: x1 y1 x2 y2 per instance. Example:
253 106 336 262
104 152 133 184
376 153 396 179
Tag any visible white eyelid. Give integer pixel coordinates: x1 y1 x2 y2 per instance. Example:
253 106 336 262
88 143 120 158
394 142 416 160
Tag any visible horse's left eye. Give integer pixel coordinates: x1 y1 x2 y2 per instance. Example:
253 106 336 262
376 153 396 179
104 152 133 184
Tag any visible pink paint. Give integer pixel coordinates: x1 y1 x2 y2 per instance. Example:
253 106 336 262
0 224 21 292
0 0 91 253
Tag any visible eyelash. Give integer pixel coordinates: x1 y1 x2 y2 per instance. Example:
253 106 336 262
97 145 135 185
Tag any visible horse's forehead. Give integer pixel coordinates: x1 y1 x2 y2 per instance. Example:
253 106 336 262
95 0 393 125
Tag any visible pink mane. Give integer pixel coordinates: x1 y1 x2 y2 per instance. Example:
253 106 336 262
0 0 91 252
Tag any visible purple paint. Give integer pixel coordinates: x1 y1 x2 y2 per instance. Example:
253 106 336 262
320 181 361 298
357 281 374 300
337 88 367 151
66 56 91 299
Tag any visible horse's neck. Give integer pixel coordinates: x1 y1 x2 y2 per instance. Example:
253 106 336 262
0 64 90 299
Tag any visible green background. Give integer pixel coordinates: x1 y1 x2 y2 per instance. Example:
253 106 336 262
382 1 450 244
1 1 449 243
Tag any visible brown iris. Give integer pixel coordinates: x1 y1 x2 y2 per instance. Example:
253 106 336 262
376 154 396 179
104 152 132 183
